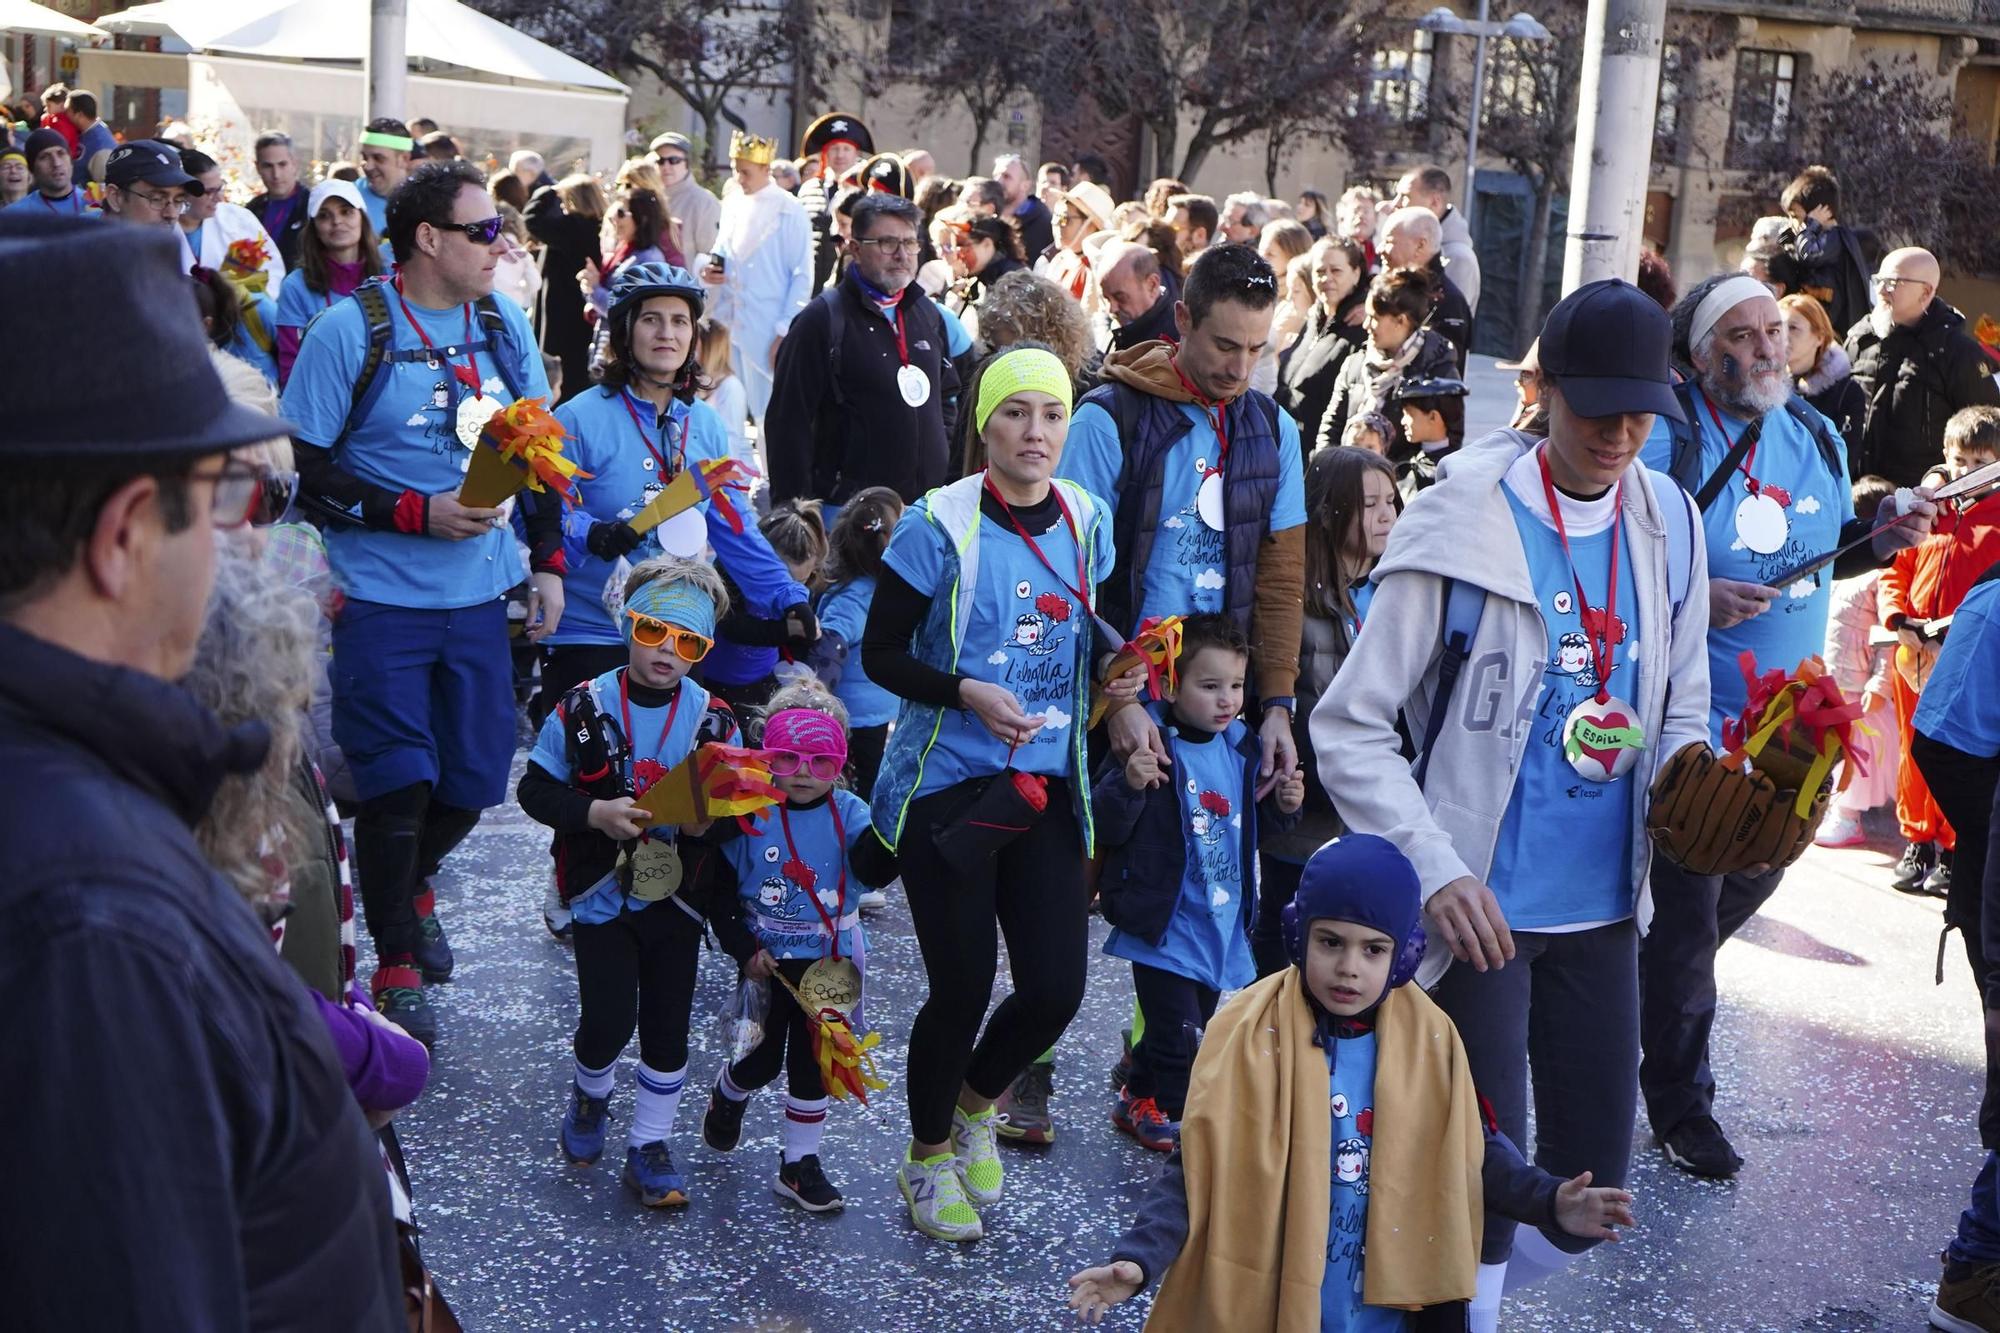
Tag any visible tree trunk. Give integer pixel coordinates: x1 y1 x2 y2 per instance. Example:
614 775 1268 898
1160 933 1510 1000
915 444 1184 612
1516 177 1556 359
1178 139 1213 188
1264 128 1283 196
702 105 724 179
1152 115 1179 182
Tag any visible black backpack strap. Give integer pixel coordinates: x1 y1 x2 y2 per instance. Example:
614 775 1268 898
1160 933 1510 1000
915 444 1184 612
339 279 396 447
1664 380 1705 496
1691 415 1765 513
1412 577 1485 791
561 681 630 799
1782 395 1848 485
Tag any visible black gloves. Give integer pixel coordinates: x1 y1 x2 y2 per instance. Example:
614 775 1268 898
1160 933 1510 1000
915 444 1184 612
586 520 643 561
781 600 820 652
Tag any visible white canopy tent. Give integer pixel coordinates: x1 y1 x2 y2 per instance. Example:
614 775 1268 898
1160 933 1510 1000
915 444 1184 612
0 0 104 39
86 0 627 177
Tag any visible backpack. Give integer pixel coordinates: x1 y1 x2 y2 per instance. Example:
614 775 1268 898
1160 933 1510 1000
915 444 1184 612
1412 468 1697 789
1663 381 1844 513
334 276 528 447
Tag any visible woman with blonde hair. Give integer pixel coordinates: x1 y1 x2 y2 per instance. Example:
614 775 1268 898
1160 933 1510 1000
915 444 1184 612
1781 291 1865 452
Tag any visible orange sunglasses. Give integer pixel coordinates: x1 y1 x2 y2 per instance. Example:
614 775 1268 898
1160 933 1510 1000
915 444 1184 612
625 611 713 662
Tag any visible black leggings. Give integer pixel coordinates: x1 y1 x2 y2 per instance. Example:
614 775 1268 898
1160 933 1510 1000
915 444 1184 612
898 776 1090 1144
728 957 826 1100
847 723 889 801
571 901 702 1071
352 781 480 960
1252 856 1305 978
1126 964 1220 1119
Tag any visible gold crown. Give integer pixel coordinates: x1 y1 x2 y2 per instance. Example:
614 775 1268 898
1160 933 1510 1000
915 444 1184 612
728 130 777 166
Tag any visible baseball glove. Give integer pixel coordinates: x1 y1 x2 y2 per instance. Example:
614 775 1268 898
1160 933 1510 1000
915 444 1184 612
1645 743 1831 878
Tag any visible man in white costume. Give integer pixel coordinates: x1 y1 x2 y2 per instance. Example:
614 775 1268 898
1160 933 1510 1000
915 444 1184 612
701 130 812 430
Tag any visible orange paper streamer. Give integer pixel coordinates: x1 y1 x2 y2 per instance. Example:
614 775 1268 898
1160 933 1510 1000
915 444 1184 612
627 457 757 536
458 397 591 509
773 971 888 1105
631 743 784 826
1088 614 1185 729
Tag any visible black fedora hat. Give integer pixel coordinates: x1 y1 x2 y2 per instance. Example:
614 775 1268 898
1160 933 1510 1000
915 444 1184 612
1 214 291 457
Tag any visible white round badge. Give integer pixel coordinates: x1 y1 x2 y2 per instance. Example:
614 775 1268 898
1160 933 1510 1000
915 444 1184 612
1196 471 1225 531
454 393 495 449
1560 694 1646 782
653 506 708 559
1734 492 1788 555
897 363 931 407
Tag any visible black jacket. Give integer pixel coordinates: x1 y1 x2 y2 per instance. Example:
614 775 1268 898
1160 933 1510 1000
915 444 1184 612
1846 298 2000 485
0 624 402 1331
1800 351 1868 469
1276 290 1366 435
765 273 959 505
524 184 600 403
1787 221 1876 338
1426 256 1472 374
246 188 308 268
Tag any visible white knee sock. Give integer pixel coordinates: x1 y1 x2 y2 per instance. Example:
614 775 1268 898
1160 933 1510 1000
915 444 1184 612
783 1095 829 1163
1469 1261 1507 1332
1502 1224 1578 1294
629 1062 686 1147
573 1056 615 1100
717 1066 752 1103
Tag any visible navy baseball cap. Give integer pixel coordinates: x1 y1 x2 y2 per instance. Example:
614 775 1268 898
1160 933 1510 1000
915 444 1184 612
105 139 204 193
1537 278 1683 421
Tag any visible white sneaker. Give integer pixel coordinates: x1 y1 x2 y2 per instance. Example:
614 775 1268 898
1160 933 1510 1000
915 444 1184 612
951 1104 1005 1207
1814 812 1866 848
859 888 888 912
898 1149 983 1241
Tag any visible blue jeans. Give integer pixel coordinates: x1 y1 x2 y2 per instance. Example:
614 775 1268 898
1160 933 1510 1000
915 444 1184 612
1953 1152 2000 1266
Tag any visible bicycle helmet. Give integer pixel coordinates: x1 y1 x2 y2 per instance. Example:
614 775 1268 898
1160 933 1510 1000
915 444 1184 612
608 260 705 326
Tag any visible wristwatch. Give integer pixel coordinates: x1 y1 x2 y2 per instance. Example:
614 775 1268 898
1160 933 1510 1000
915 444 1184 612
1263 696 1296 720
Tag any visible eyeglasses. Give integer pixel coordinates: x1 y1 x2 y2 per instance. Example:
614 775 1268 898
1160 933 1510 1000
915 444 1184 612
760 748 844 781
124 186 190 216
431 215 506 245
625 611 713 661
200 460 297 529
657 154 687 167
854 237 921 255
1876 276 1929 291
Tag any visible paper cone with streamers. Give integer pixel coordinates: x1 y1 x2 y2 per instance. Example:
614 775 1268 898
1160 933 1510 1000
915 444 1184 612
1721 651 1866 816
773 971 889 1105
458 397 590 509
631 743 784 826
1088 614 1184 729
221 237 273 294
628 457 757 537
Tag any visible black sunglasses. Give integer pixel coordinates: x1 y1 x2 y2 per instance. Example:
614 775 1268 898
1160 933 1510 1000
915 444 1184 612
657 154 688 166
431 215 505 245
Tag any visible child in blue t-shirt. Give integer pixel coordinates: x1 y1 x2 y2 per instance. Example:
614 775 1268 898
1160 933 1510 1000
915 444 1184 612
1094 614 1306 1149
697 683 899 1214
517 556 745 1211
806 486 906 801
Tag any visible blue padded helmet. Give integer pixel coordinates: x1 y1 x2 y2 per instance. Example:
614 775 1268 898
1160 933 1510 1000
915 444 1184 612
1281 834 1428 999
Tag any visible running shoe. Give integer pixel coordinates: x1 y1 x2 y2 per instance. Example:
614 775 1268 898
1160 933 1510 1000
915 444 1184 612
1111 1087 1176 1152
950 1104 1005 1207
1658 1113 1744 1179
1932 1251 2000 1332
899 1149 983 1242
701 1083 748 1153
411 883 454 983
859 887 888 913
775 1154 844 1213
560 1083 611 1166
995 1059 1055 1145
623 1140 689 1207
369 959 435 1049
1895 840 1940 894
1813 812 1866 848
1926 858 1954 901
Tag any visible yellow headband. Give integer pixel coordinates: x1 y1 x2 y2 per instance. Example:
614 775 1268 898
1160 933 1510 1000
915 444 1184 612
975 347 1072 435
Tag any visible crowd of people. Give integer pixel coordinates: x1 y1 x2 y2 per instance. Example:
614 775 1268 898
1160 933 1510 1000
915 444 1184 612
5 91 2000 1333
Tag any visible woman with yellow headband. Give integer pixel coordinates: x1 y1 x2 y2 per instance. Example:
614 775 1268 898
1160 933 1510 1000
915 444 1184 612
862 341 1138 1243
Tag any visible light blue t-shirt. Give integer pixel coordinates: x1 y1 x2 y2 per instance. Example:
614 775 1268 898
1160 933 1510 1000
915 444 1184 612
933 298 973 357
1059 398 1308 631
1641 389 1853 742
276 267 341 335
360 181 391 234
527 668 726 924
1488 488 1640 929
1914 576 2000 758
1104 719 1255 991
817 574 898 727
547 387 805 646
6 188 93 216
881 492 1114 798
281 286 550 609
226 290 280 386
1322 1031 1407 1333
723 790 875 960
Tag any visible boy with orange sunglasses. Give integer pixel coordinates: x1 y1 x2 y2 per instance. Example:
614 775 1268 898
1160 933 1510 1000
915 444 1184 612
518 555 752 1209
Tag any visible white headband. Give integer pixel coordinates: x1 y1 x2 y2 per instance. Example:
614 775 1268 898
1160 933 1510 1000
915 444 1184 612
1690 274 1777 351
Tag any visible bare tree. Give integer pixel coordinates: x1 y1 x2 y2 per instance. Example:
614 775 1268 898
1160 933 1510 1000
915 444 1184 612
892 1 1087 173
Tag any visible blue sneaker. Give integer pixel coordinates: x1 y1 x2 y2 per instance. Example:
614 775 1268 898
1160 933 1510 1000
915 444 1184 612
560 1083 610 1166
624 1140 689 1207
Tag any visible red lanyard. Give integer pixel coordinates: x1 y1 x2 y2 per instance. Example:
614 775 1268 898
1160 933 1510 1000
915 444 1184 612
619 390 691 475
392 276 481 396
617 671 683 795
1701 391 1791 506
778 802 848 960
1535 447 1626 705
1169 353 1229 481
983 474 1091 616
889 303 911 367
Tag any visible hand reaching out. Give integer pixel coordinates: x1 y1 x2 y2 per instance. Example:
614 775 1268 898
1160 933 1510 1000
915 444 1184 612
1067 1261 1144 1324
1553 1170 1635 1242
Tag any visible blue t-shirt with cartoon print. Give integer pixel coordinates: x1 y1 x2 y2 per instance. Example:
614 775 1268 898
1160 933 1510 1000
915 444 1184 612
723 790 874 960
1058 400 1309 631
1322 1030 1407 1333
1640 388 1852 742
281 287 550 609
1488 483 1641 929
881 492 1114 798
1103 719 1255 992
526 668 727 924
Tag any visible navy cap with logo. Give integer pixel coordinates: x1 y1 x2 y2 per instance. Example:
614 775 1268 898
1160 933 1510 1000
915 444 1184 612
0 213 290 456
1537 278 1683 422
104 139 204 194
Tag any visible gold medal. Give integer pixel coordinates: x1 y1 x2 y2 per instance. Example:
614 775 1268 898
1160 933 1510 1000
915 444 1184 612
455 392 498 449
627 836 684 901
797 957 862 1018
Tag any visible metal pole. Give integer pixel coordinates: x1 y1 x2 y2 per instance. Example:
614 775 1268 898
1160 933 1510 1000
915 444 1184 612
1561 0 1666 289
366 0 407 124
1461 0 1492 240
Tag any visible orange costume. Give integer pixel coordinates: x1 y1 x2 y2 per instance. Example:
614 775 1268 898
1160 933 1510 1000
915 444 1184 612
1881 490 2000 849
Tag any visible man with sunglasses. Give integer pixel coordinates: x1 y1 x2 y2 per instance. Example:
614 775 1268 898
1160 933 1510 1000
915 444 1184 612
649 132 720 258
283 158 563 1047
767 192 958 508
0 215 403 1329
101 140 202 255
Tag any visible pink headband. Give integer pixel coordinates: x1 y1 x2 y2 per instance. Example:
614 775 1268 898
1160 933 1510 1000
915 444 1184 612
762 708 847 761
